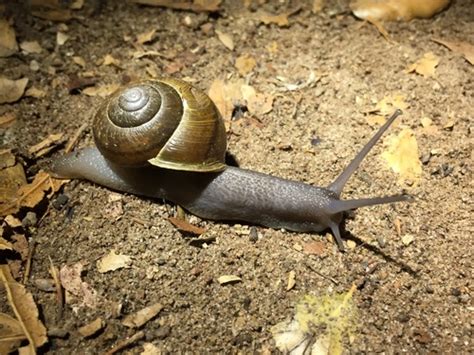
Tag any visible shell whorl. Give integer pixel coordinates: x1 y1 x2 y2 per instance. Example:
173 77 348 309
93 79 227 172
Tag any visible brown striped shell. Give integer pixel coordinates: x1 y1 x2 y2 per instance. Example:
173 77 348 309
93 78 227 172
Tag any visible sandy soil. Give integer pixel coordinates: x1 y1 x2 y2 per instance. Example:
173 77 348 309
1 0 472 353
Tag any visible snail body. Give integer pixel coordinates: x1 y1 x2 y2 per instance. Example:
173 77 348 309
52 78 410 250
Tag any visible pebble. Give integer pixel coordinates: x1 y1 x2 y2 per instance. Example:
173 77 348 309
248 227 258 242
22 211 37 228
53 194 69 210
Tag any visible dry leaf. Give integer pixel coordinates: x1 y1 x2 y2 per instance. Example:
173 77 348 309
208 79 243 121
0 265 48 351
432 38 474 65
25 86 47 99
12 234 29 261
235 54 256 75
56 31 69 45
70 0 84 10
0 163 27 216
401 234 414 246
382 129 422 183
141 342 161 355
312 0 324 13
19 41 42 54
122 303 163 328
0 149 16 169
0 77 28 104
78 318 105 337
0 312 26 354
258 11 290 27
0 236 13 250
31 9 72 21
82 84 120 97
215 30 234 51
287 271 296 291
15 170 67 210
167 216 206 235
374 94 408 115
272 285 357 354
130 0 221 12
241 84 274 116
72 56 86 68
102 54 121 67
136 29 157 44
303 241 325 255
407 52 439 78
217 275 242 285
350 0 450 21
0 112 16 128
97 250 132 273
0 19 18 57
59 262 99 309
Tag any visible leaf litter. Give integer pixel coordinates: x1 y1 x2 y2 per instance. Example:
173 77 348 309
271 284 357 354
406 52 440 78
97 250 132 273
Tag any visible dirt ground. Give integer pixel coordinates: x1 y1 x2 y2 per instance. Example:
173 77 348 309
1 0 473 353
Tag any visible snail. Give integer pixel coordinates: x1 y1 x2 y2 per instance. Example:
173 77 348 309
52 78 412 251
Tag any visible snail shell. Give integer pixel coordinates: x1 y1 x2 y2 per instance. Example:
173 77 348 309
93 78 227 172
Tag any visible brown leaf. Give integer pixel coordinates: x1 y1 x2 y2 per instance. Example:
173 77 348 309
136 29 157 45
25 86 47 99
0 312 26 354
97 250 132 273
122 303 163 328
59 262 99 309
168 216 206 235
432 38 474 65
0 236 13 250
12 234 29 261
382 129 422 184
235 54 256 76
31 9 72 21
406 52 439 78
0 77 28 104
208 78 243 121
0 265 48 351
257 11 290 27
14 170 67 211
215 30 234 51
0 19 18 57
350 0 450 21
0 163 27 216
19 41 42 54
0 112 17 128
0 149 16 169
102 54 121 67
303 241 326 255
29 133 64 156
78 318 105 338
217 275 242 285
241 84 274 116
130 0 221 12
82 84 120 97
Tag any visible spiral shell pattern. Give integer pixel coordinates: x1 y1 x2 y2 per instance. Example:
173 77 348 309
93 79 227 172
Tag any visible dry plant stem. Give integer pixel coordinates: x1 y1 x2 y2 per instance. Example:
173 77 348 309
48 257 64 318
105 330 145 355
0 265 37 354
22 239 35 284
65 123 88 153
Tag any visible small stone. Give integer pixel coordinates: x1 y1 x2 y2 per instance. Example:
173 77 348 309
377 236 386 248
401 234 414 246
22 211 37 228
248 227 258 242
346 240 357 249
421 152 431 165
53 194 69 209
154 326 170 340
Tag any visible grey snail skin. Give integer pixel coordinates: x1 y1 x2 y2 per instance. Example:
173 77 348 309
51 78 411 251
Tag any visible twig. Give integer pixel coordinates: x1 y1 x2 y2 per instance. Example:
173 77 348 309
22 239 36 284
105 330 145 355
65 123 88 153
